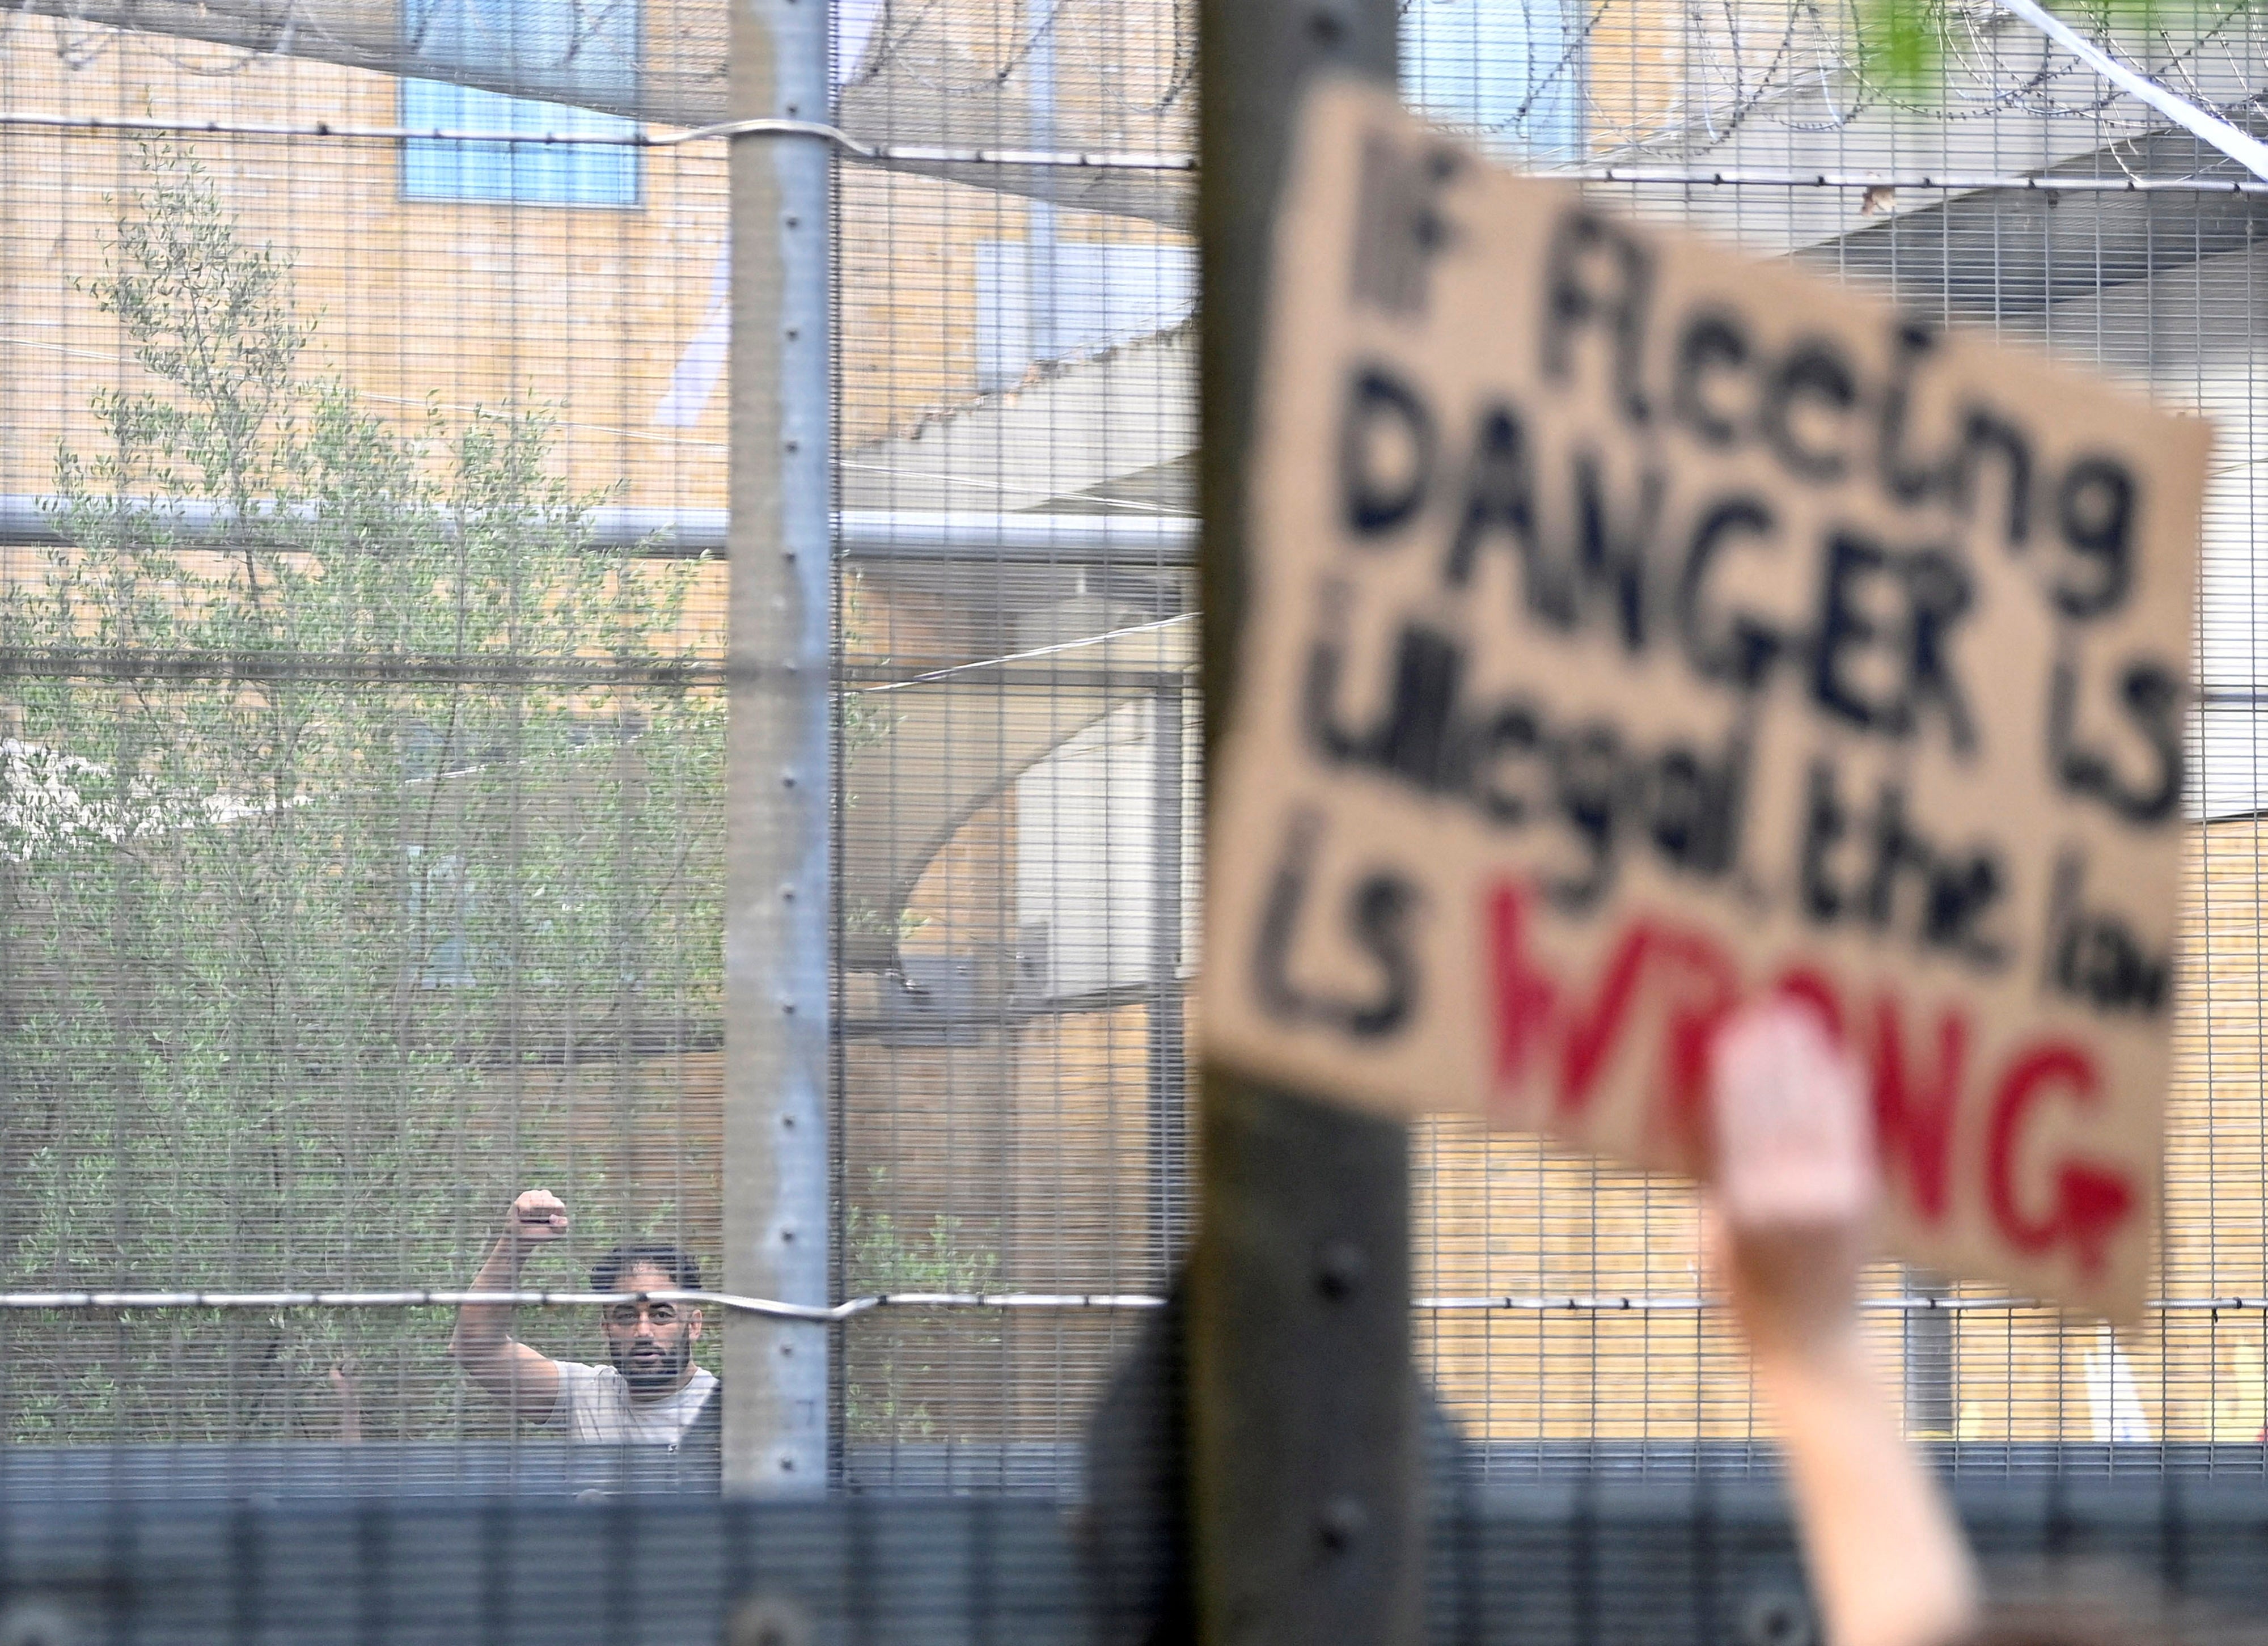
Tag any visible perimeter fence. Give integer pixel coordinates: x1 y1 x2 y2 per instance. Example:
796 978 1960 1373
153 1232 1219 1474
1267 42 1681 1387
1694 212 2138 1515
5 0 2268 1634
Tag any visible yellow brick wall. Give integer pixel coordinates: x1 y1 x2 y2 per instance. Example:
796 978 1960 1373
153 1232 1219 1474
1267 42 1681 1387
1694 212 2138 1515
0 0 1738 513
0 26 733 510
0 14 1205 489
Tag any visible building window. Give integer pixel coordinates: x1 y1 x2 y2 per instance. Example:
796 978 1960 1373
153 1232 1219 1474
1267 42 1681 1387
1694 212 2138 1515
400 0 640 206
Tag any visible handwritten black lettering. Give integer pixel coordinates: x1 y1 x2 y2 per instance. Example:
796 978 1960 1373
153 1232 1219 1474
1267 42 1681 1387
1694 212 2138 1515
2051 457 2135 619
1443 403 1554 617
1672 312 1750 447
1953 408 2033 550
1551 723 1624 909
1641 715 1753 880
1799 759 2009 968
1860 781 2007 966
1572 448 1665 651
1301 581 1368 763
1340 365 1437 537
1760 340 1857 483
1370 623 1467 789
1810 532 1977 754
2049 651 2184 825
1875 321 1943 504
1300 607 1463 791
1300 608 1751 910
2043 850 2172 1014
1465 703 1544 825
1343 873 1426 1035
1541 208 1654 425
1348 129 1465 319
1800 760 1849 922
1812 532 1898 734
1898 550 1978 755
1251 809 1423 1038
1677 496 1783 689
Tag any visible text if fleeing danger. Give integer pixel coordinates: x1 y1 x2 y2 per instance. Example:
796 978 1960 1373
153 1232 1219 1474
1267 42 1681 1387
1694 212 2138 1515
1202 80 2211 1320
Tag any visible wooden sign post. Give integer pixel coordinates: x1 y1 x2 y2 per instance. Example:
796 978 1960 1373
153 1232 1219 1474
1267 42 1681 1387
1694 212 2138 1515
1204 81 2211 1321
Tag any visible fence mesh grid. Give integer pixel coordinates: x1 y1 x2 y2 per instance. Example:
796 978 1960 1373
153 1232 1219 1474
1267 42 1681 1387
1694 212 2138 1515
0 0 2263 1513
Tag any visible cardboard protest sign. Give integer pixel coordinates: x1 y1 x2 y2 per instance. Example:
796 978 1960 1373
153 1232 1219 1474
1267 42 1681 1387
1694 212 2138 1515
1202 79 2211 1320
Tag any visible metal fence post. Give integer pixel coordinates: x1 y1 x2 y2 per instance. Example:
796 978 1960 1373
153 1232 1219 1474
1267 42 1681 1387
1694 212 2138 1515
723 0 833 1493
1149 683 1190 1285
1903 1270 1956 1437
1191 0 1420 1641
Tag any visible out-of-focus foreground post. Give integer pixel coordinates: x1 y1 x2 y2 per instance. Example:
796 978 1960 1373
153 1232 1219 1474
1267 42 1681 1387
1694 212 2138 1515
1191 0 1423 1640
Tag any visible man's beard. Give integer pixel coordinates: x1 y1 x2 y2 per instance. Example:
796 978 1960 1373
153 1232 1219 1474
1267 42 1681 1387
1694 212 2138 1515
610 1338 689 1395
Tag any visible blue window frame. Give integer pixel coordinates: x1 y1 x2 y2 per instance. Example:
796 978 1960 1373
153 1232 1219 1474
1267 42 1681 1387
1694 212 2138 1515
400 0 640 206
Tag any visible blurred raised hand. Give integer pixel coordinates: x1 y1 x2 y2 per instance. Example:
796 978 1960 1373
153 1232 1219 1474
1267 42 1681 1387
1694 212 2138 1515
1704 999 1975 1646
1707 1000 1876 1361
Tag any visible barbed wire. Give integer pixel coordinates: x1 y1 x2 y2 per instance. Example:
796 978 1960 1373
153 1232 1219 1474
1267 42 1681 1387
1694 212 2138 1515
6 0 2254 158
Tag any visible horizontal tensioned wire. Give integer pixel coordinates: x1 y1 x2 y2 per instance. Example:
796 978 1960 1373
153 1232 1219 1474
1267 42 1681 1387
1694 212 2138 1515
0 108 1198 168
0 648 727 686
24 642 2268 703
0 650 1188 691
9 1289 2268 1314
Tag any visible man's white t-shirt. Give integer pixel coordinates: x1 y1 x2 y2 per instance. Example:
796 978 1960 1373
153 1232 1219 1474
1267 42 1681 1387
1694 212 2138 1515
545 1360 718 1444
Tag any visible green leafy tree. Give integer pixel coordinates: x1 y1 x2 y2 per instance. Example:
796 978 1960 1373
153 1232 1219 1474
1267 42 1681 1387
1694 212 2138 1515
841 1171 1004 1439
1856 0 2202 90
0 145 723 1441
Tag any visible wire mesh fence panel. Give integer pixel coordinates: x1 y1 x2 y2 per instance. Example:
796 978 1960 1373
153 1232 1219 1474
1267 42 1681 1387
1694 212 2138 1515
0 25 733 1471
830 0 1196 1497
2 0 2268 1547
836 0 2268 1490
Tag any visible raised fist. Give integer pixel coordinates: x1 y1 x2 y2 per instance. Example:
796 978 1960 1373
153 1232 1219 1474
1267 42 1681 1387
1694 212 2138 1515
1706 1000 1877 1359
1711 1002 1875 1234
505 1188 569 1245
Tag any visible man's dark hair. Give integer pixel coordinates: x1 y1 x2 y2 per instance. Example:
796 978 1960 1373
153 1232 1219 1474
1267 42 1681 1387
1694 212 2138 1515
591 1242 703 1294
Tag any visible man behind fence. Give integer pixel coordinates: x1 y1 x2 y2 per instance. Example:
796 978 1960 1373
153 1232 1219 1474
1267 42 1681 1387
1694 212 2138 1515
450 1190 719 1444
